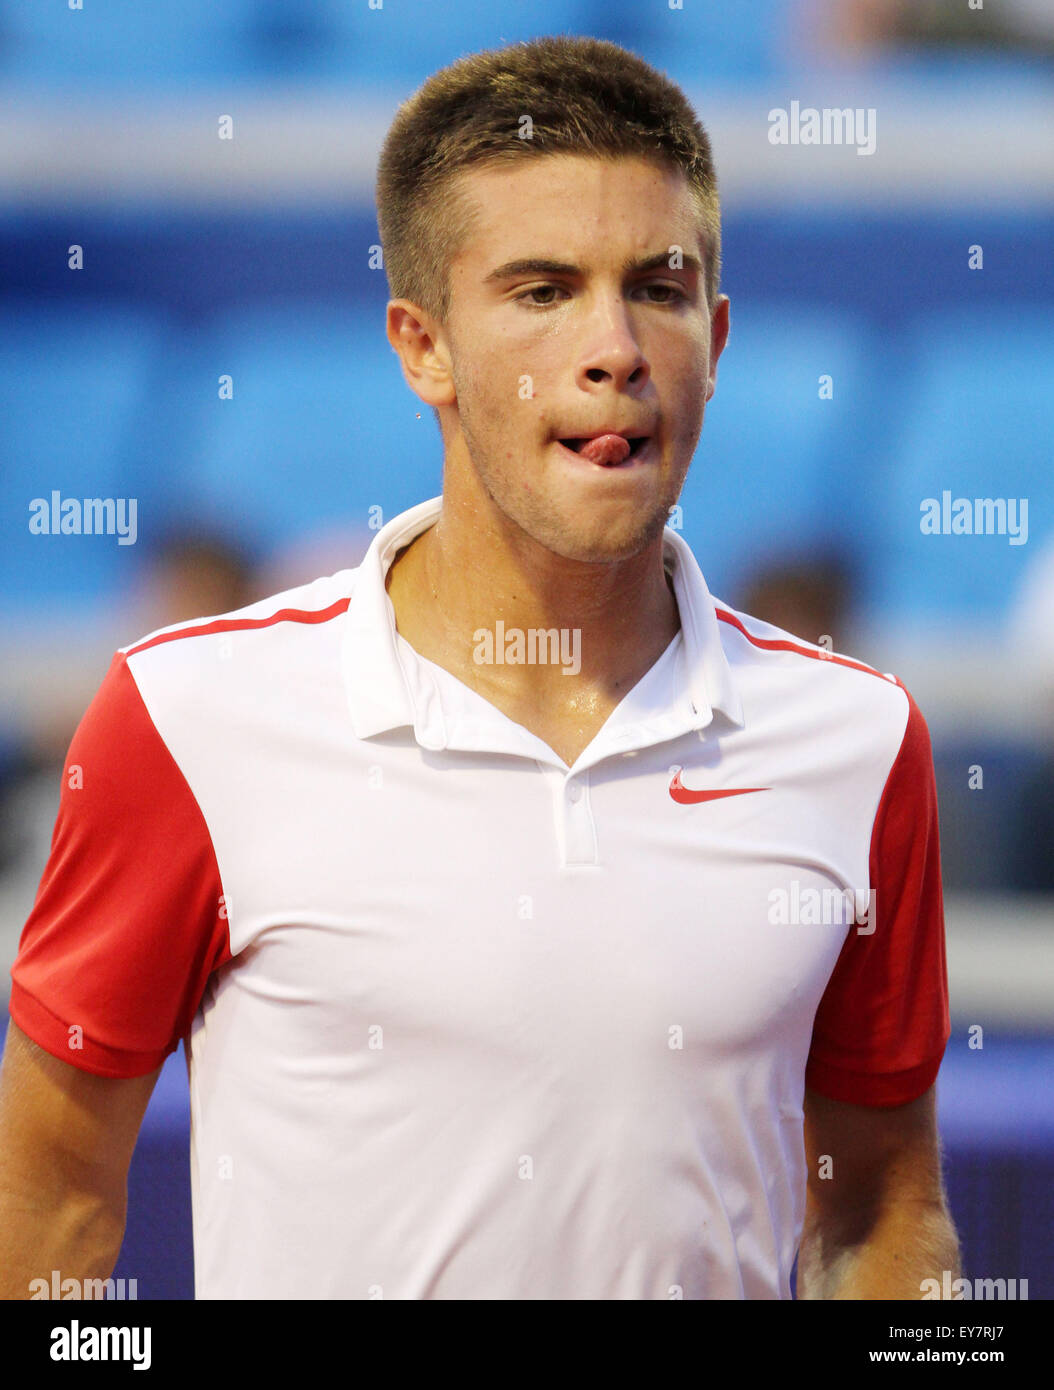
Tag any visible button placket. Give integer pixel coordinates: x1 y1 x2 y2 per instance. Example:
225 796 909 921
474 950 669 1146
561 771 597 866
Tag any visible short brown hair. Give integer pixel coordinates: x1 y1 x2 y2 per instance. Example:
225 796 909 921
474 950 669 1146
376 35 721 325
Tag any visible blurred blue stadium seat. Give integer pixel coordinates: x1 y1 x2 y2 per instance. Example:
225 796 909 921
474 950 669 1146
164 302 442 551
0 0 605 90
933 740 1048 891
0 302 169 609
301 0 790 88
0 0 261 87
678 302 880 602
307 0 600 86
863 309 1054 627
612 0 793 82
0 0 790 90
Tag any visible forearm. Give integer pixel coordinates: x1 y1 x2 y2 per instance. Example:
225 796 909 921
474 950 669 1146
0 1181 125 1299
797 1198 961 1300
0 1022 152 1299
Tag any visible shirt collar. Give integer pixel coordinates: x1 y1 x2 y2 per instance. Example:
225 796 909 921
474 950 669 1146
341 496 743 760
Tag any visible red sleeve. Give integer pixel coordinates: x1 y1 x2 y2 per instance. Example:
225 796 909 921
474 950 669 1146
805 689 950 1107
8 652 232 1078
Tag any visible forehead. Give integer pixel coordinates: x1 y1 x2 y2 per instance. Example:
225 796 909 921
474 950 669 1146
448 154 703 269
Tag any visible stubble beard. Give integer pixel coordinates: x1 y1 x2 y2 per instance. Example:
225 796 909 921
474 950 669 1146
453 391 687 566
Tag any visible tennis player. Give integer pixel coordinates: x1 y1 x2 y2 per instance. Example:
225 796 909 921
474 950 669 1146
0 36 958 1299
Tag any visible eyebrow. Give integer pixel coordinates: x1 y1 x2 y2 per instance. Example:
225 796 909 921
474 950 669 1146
483 251 703 283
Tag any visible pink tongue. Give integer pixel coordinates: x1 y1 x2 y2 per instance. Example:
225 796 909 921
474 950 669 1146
577 433 631 465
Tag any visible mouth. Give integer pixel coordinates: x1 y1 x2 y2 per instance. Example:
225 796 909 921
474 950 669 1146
556 434 652 465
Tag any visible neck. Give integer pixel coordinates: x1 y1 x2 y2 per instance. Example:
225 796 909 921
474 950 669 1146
387 468 680 703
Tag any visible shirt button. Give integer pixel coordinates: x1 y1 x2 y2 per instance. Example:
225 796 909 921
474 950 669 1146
567 781 582 803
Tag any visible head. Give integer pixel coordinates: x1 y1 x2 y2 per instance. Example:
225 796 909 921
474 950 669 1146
378 36 730 564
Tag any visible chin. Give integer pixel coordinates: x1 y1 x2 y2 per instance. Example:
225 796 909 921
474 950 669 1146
540 509 671 564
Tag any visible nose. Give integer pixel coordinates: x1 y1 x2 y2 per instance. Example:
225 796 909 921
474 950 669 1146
576 294 650 394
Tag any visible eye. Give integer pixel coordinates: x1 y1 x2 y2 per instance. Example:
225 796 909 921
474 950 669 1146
515 284 570 307
638 283 686 304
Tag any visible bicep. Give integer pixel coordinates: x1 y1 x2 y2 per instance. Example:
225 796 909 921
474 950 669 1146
0 1020 160 1201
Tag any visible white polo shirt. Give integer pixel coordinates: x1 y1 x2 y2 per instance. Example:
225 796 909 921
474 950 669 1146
10 494 949 1300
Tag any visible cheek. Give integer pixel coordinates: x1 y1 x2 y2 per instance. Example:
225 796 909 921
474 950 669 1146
460 337 532 411
647 318 708 371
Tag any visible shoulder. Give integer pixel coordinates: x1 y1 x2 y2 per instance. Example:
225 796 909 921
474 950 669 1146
120 568 361 669
82 568 364 759
709 596 920 755
705 596 939 800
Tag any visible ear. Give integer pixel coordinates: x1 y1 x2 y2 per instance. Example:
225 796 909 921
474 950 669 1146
386 300 457 408
705 294 730 403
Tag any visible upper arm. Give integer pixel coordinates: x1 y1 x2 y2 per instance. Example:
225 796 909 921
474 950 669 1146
8 650 230 1077
805 689 950 1107
0 1019 160 1203
803 1082 946 1234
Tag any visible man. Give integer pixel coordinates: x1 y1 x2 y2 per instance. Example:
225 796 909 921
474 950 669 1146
1 35 958 1299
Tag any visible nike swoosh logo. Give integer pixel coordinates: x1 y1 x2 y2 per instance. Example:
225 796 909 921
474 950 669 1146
669 770 770 804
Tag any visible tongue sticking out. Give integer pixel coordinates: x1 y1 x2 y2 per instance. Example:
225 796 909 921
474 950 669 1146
576 433 632 466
